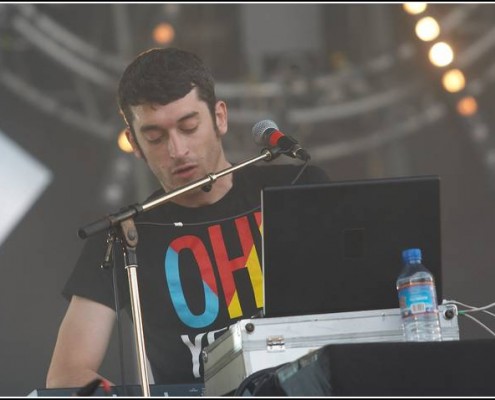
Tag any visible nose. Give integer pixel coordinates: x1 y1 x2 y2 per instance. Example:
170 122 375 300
168 132 189 159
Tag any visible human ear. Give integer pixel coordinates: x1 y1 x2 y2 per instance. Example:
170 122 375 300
215 101 228 137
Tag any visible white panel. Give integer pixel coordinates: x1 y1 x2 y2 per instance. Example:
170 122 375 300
0 130 52 246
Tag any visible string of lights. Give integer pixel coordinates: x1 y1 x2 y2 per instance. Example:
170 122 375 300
2 3 495 203
403 2 495 189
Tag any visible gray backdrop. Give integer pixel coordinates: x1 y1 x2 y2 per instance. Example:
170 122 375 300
1 4 495 396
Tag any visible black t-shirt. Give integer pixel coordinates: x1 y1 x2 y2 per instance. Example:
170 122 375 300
63 163 328 384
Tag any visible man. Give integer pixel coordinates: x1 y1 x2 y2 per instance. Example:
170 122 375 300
46 47 328 388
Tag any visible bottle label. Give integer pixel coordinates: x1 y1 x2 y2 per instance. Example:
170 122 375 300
398 282 438 318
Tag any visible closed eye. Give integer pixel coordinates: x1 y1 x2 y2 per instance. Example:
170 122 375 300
143 132 165 144
148 137 163 144
181 126 198 134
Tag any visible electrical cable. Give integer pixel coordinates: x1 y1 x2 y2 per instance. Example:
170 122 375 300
443 299 495 316
136 161 309 228
233 365 287 396
290 160 310 185
460 313 495 337
448 299 495 313
136 205 261 229
442 299 495 337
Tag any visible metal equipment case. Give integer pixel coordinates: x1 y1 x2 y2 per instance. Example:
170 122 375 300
203 305 459 396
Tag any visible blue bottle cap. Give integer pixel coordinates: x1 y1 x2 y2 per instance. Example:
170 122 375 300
402 248 422 264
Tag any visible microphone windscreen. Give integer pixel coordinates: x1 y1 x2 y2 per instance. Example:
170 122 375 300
251 120 278 145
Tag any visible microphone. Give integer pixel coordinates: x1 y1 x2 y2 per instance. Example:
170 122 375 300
251 120 310 161
75 378 112 396
75 378 103 396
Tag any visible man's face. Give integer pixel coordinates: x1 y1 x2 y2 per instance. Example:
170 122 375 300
126 88 229 198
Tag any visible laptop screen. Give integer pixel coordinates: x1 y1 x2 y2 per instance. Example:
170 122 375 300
261 175 442 318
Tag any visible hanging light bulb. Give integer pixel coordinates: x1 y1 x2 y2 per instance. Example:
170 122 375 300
415 16 440 42
429 42 454 67
442 69 466 93
403 3 427 15
457 96 478 117
152 22 175 45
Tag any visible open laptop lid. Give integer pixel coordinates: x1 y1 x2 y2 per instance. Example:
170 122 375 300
261 175 442 318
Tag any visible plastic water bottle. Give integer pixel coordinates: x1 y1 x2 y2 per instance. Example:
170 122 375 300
396 248 442 341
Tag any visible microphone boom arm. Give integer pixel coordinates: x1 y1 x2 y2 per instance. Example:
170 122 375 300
78 147 276 238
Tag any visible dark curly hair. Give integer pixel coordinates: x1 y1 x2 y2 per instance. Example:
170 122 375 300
118 47 217 136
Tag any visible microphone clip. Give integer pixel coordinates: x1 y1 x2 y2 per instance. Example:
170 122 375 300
260 147 281 162
266 143 311 162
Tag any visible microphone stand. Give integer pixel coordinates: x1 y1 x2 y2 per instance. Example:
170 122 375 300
120 218 149 397
78 148 277 397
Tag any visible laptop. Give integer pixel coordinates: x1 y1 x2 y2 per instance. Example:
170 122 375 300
261 175 442 318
